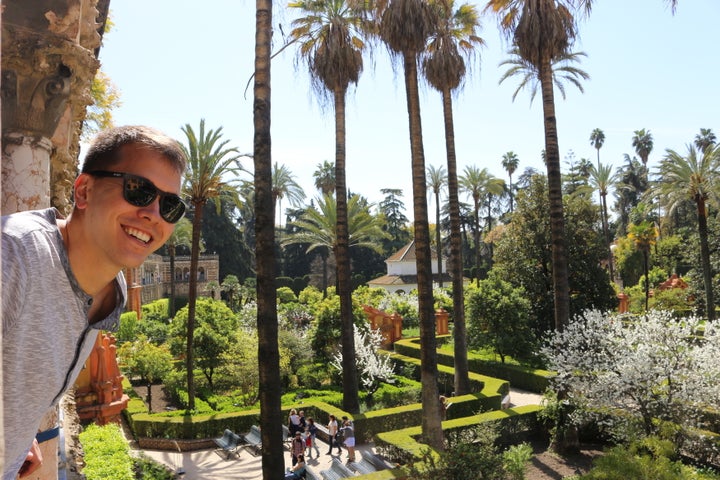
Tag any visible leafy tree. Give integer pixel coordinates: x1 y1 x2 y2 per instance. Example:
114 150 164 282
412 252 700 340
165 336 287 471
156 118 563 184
694 127 717 153
493 174 615 334
489 0 593 331
544 310 720 443
117 334 173 412
200 198 254 281
181 119 244 410
220 274 242 311
331 326 394 399
82 70 121 141
376 0 443 448
253 3 284 475
466 275 534 363
378 188 411 254
613 154 649 237
169 298 237 391
653 143 719 320
421 0 483 396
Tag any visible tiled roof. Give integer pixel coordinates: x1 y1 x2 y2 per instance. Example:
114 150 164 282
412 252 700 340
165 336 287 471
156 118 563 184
367 273 455 286
386 241 439 262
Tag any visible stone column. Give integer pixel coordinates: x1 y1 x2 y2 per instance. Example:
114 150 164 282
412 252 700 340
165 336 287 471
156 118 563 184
2 2 108 479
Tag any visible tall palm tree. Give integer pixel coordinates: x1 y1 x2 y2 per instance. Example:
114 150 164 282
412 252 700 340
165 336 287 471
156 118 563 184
654 144 720 320
421 0 482 396
426 164 447 287
253 4 284 475
632 128 654 167
628 221 658 312
589 127 605 168
290 0 367 413
501 151 519 212
459 165 504 282
272 163 306 227
181 119 243 410
488 0 592 331
694 128 717 154
313 159 336 195
166 217 193 318
375 0 444 449
614 154 649 237
589 162 616 281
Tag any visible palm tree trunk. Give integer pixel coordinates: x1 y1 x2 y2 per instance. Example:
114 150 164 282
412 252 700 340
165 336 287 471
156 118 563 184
473 197 480 284
334 88 360 413
186 204 203 410
697 198 715 320
254 2 284 477
435 189 442 288
403 51 443 451
643 249 650 312
539 57 570 331
601 193 614 281
441 88 469 395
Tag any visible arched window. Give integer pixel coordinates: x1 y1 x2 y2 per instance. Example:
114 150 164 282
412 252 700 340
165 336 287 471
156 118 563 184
198 267 206 281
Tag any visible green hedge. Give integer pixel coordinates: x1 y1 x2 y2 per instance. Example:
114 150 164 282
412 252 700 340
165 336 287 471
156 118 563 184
79 424 134 480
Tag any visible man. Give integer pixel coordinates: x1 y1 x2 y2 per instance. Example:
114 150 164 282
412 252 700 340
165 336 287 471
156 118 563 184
2 126 186 479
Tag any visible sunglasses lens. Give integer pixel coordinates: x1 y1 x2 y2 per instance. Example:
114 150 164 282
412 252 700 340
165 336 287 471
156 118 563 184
160 196 186 223
124 176 157 207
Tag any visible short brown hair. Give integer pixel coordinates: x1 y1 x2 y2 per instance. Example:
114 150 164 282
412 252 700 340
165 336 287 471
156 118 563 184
82 125 186 175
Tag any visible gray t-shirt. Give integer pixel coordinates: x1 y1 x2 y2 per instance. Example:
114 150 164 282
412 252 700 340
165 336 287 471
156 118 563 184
2 209 126 479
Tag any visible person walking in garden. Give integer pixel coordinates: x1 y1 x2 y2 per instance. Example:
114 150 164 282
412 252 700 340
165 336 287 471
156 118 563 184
326 414 342 455
288 408 301 436
341 416 356 463
1 125 187 480
305 417 320 458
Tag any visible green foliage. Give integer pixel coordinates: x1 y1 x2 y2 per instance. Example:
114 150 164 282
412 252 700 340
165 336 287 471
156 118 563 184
466 275 535 363
371 375 421 408
117 311 138 344
309 291 365 360
503 443 534 480
117 334 173 386
578 439 704 480
277 286 298 303
298 285 324 306
132 454 174 480
352 285 389 309
142 299 170 321
378 292 419 328
79 424 134 480
651 287 694 314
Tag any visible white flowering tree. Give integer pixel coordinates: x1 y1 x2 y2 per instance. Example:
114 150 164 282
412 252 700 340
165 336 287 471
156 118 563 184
543 310 720 441
332 326 395 397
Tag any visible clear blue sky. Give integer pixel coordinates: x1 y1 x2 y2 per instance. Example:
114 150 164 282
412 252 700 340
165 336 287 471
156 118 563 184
98 0 719 216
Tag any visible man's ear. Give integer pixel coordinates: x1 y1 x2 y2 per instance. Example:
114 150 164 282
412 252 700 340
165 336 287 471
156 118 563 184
73 174 91 209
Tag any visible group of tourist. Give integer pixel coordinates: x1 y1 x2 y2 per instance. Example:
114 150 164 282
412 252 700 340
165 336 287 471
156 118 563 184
284 412 357 478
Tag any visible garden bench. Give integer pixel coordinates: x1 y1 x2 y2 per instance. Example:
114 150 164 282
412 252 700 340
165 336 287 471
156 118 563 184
315 423 331 443
282 424 291 446
347 458 375 475
366 453 393 471
241 425 263 455
213 428 242 459
320 458 355 480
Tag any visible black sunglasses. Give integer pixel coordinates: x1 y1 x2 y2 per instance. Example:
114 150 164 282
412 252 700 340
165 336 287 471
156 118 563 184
87 170 186 224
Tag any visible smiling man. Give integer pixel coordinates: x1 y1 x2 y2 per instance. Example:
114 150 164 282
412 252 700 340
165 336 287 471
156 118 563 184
1 126 187 479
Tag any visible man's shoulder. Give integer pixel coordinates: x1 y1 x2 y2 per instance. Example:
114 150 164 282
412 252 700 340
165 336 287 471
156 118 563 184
2 208 57 238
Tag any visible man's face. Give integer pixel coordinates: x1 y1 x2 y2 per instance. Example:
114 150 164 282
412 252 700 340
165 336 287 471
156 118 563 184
77 143 183 270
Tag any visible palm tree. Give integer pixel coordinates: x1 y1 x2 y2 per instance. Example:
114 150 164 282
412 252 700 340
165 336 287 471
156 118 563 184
589 128 605 168
489 0 592 331
654 144 720 320
589 162 616 281
272 163 306 227
313 159 336 195
459 165 504 282
501 151 519 212
694 128 716 154
421 0 482 396
283 193 387 288
181 119 243 411
290 0 367 413
426 164 447 287
628 221 659 312
165 217 193 318
632 128 654 167
375 0 444 449
614 154 649 237
253 5 285 475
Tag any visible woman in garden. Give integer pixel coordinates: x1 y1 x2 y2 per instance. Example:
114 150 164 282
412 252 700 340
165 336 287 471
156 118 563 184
305 417 319 458
340 416 355 463
326 414 341 455
288 408 301 435
284 454 306 479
